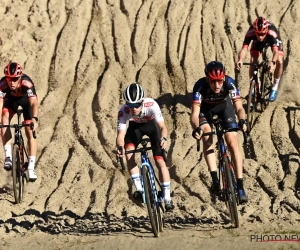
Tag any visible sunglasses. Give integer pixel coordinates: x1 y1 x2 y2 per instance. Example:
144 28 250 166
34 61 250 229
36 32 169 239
6 76 20 82
127 102 143 108
255 32 267 36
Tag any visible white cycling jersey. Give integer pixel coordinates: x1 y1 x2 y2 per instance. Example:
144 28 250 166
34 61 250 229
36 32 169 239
117 97 164 130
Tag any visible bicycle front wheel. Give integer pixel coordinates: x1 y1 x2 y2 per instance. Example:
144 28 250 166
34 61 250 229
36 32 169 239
260 70 272 111
223 157 239 228
246 80 257 132
12 144 22 204
142 165 161 237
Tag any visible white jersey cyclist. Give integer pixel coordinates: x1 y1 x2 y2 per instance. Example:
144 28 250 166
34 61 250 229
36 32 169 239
117 97 164 130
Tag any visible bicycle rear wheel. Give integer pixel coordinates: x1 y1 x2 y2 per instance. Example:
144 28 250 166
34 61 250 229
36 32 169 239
223 157 239 228
246 80 257 132
12 144 22 204
142 165 160 237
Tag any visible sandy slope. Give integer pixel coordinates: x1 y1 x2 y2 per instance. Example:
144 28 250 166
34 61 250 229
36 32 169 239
0 0 299 249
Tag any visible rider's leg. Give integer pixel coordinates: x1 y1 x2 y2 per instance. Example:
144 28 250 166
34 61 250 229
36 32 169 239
201 122 220 189
272 53 284 91
225 132 248 202
24 121 38 168
1 110 13 170
125 144 143 192
154 157 172 200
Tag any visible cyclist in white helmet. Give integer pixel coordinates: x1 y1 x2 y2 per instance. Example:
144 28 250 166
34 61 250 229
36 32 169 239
116 83 174 211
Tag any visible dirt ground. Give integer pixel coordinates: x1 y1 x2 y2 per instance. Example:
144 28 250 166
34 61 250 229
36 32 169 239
0 1 299 249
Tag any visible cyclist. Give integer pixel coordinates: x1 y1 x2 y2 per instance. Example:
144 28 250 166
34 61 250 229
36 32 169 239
236 16 284 102
116 83 175 211
0 62 39 181
190 61 248 203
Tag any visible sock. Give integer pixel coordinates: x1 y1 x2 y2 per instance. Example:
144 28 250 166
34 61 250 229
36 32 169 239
131 173 142 191
28 156 36 170
237 178 244 190
162 181 171 201
4 145 12 159
272 78 280 91
210 171 219 183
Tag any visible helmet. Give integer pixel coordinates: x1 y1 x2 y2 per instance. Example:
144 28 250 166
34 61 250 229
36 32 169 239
253 17 269 34
204 61 225 80
123 83 145 103
4 62 23 77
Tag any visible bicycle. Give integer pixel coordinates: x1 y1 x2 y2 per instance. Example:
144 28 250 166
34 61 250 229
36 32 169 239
238 44 273 132
196 117 248 228
118 138 167 237
0 109 36 204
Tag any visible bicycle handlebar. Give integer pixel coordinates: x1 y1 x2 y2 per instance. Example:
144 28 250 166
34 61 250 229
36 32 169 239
196 127 249 152
117 144 168 170
0 122 37 139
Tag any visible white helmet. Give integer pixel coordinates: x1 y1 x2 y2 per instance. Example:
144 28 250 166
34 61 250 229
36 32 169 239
123 83 145 103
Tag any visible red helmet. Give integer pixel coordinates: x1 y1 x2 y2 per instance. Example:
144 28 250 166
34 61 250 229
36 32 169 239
4 62 23 77
205 61 225 80
253 17 269 34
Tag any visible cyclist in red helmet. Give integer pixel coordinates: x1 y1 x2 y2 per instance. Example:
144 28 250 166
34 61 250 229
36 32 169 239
236 16 284 102
190 61 248 203
0 62 39 181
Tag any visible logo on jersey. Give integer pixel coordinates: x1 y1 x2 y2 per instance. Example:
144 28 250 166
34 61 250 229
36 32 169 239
144 102 154 107
27 89 34 97
118 111 123 118
124 106 130 114
229 89 236 98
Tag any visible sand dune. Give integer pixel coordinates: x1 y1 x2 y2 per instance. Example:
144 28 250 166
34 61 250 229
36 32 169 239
0 1 299 249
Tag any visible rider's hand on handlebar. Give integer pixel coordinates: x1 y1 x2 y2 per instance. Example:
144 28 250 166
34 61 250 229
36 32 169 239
31 119 39 131
268 62 275 73
238 119 247 132
159 137 167 150
192 127 203 140
116 146 124 158
236 61 243 70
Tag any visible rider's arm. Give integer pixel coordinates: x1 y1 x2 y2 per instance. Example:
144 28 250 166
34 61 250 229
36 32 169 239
233 98 246 120
0 97 3 121
190 102 200 129
156 120 168 139
29 97 39 118
29 97 39 130
116 129 126 148
236 46 248 69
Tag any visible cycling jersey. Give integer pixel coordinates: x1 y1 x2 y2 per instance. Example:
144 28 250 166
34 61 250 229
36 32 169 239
0 74 37 98
117 97 164 130
242 20 284 53
192 76 240 105
192 76 240 129
0 74 38 120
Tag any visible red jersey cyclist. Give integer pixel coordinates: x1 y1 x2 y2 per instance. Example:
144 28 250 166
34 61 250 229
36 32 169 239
116 83 174 211
0 62 39 181
236 17 284 102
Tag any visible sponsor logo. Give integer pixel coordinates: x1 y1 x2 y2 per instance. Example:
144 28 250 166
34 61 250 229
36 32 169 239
144 102 154 107
27 89 34 97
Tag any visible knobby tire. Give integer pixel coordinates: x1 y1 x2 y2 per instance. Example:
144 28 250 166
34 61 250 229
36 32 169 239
142 165 160 237
12 144 21 204
260 69 272 111
223 157 239 228
246 80 257 132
